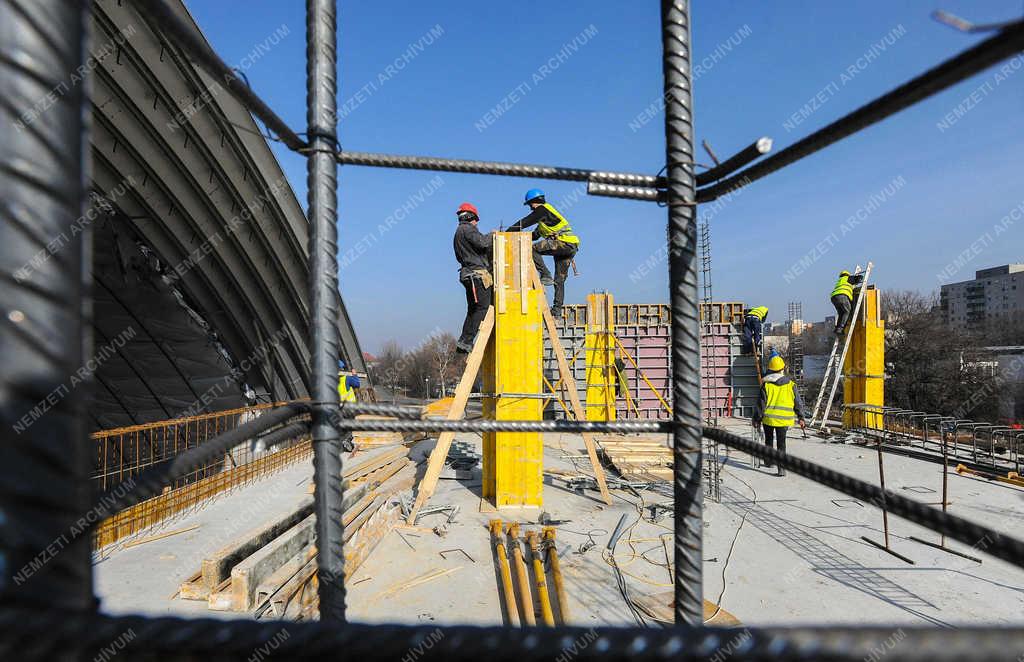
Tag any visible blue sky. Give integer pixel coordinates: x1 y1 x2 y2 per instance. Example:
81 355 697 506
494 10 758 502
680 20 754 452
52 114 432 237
184 1 1024 352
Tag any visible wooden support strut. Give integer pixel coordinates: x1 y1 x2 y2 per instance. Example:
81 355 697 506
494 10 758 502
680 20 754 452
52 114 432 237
406 307 495 525
531 269 612 505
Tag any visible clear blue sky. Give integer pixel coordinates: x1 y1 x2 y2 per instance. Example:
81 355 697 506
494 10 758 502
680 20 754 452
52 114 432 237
184 1 1024 352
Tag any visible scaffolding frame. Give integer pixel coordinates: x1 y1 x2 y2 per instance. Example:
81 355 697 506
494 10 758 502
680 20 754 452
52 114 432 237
4 0 1024 657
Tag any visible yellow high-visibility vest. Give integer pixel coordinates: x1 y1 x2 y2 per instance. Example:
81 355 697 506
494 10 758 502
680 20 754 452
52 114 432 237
338 375 356 403
747 306 768 321
763 379 797 428
831 275 853 299
536 203 580 245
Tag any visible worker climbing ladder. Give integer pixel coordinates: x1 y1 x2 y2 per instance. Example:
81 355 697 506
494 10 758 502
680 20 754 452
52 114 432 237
809 262 874 431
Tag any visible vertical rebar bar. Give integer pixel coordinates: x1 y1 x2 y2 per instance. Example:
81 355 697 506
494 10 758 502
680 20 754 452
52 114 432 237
660 0 703 625
0 0 94 610
306 0 345 622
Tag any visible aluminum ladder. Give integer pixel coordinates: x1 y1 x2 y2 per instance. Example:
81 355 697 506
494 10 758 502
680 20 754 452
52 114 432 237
809 262 873 431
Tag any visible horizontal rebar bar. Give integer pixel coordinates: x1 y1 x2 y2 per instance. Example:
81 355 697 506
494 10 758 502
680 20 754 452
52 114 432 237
336 150 666 188
5 607 1024 661
703 426 1024 568
696 19 1024 202
325 418 670 433
133 0 308 151
587 182 666 202
694 137 772 186
326 401 427 420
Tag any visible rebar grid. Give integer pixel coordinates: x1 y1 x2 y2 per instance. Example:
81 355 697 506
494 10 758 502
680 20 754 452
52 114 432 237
4 0 1024 654
91 406 312 548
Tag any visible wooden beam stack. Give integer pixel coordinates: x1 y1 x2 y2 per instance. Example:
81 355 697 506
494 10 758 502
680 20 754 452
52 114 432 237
595 434 672 481
176 445 415 618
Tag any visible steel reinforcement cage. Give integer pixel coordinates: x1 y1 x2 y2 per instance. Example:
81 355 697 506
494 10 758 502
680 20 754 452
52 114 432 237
3 0 1024 659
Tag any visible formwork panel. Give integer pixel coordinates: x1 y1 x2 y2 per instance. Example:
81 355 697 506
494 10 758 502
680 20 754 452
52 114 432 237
545 302 760 420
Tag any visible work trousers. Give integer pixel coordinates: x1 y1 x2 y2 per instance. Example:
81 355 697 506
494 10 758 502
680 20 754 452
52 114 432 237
742 315 763 354
459 274 493 348
533 238 577 311
831 294 852 333
762 425 788 470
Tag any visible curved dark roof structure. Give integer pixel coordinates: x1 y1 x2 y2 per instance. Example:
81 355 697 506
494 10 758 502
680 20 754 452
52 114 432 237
86 0 365 428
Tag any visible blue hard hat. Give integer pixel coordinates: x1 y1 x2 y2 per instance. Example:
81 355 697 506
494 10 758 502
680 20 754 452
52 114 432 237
524 188 545 205
338 359 346 371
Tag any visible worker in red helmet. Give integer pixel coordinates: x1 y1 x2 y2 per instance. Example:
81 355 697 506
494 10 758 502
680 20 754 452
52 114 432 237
453 202 494 353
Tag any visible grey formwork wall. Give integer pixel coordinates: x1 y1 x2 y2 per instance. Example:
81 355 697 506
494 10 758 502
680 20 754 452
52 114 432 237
543 305 759 420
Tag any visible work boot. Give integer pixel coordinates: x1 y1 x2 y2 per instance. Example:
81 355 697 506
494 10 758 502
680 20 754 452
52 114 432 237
455 341 473 354
550 306 563 322
540 275 554 287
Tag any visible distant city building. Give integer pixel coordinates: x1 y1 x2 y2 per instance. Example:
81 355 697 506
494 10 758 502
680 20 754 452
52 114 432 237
940 264 1024 330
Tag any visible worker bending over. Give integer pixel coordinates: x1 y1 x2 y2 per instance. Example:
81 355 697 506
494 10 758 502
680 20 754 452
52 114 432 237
830 269 864 336
453 202 493 354
507 188 579 319
753 356 806 476
742 306 768 355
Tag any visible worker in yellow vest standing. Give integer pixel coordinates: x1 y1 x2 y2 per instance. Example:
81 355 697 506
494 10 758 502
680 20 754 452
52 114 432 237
507 188 579 320
742 306 768 355
830 269 865 336
753 356 806 476
337 360 359 403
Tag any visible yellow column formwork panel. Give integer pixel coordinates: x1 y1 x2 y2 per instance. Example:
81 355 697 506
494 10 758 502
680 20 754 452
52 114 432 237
843 286 885 430
483 233 544 508
585 292 616 421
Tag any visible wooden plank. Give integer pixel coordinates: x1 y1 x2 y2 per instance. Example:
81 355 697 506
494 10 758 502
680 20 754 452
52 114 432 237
268 554 317 617
344 446 407 481
532 270 612 505
122 524 201 549
495 235 506 314
519 233 529 315
407 307 494 524
254 547 309 612
230 514 317 611
201 497 313 590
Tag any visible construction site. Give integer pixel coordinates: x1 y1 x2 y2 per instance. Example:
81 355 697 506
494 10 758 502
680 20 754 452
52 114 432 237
2 0 1024 660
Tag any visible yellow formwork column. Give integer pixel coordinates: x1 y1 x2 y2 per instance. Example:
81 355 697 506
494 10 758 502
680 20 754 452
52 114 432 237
483 233 544 509
585 292 616 421
843 286 885 430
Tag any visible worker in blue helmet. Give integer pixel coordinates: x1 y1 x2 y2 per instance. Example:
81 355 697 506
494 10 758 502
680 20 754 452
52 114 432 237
337 359 360 403
507 188 579 320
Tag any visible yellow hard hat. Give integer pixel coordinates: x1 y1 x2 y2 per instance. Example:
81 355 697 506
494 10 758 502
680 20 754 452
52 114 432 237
839 269 851 276
767 355 785 372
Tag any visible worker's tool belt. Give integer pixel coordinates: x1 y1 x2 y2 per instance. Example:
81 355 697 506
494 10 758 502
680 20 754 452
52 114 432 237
467 268 492 289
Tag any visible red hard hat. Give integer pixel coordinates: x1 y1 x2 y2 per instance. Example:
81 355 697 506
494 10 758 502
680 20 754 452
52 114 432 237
457 202 478 216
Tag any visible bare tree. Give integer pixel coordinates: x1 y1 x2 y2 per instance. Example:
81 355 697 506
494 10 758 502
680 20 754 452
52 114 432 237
884 289 1001 421
372 340 405 401
428 332 458 397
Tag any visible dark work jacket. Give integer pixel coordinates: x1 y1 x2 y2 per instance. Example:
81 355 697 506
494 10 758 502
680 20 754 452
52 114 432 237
507 205 558 239
453 220 491 280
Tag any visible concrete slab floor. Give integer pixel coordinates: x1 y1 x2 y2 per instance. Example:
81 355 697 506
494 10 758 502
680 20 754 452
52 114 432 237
95 421 1024 627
